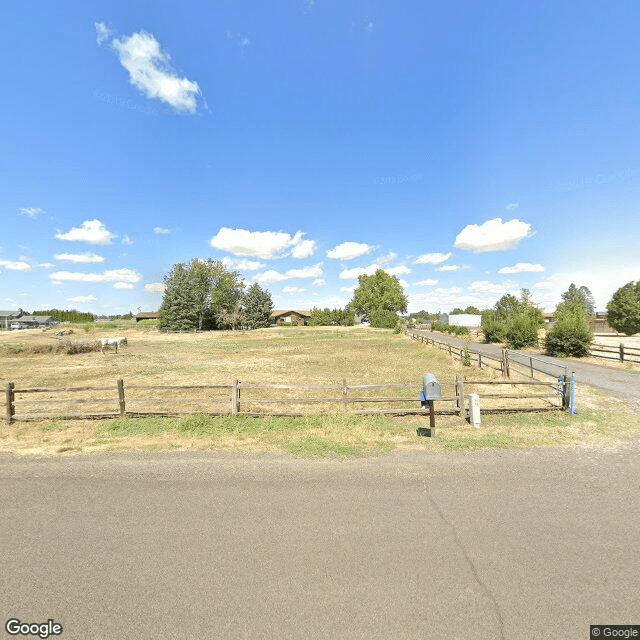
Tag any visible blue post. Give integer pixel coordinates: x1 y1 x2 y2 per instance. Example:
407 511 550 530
569 372 576 416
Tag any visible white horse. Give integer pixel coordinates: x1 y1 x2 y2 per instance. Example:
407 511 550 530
101 337 127 354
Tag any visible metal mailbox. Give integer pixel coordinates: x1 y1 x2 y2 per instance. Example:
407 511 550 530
421 373 442 401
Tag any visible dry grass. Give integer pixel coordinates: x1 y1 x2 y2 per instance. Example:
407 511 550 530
1 324 638 456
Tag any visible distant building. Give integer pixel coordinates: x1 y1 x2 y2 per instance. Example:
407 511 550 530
0 310 22 330
11 315 59 329
439 313 482 328
135 311 160 322
269 310 311 326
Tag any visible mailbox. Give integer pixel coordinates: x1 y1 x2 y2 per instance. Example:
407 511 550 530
422 373 442 401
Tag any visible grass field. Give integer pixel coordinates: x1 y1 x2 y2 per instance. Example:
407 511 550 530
1 324 638 457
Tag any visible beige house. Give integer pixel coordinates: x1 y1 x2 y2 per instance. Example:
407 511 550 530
269 310 312 326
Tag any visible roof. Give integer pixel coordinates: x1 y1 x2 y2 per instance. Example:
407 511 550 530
0 310 21 317
18 315 57 323
135 311 160 319
270 310 312 318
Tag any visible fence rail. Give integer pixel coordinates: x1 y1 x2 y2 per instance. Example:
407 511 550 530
4 372 569 423
588 343 640 364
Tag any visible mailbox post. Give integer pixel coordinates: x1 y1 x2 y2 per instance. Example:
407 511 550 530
419 373 442 437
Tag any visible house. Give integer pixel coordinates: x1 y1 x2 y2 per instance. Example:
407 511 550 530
12 315 60 329
135 311 160 322
269 310 312 326
0 310 22 330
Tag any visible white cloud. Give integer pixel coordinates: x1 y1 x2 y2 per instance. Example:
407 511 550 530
312 279 326 286
386 265 411 276
498 262 545 275
18 207 45 218
114 282 134 290
255 263 323 283
54 252 105 264
55 219 115 245
468 280 518 295
414 252 451 265
454 217 533 252
121 235 134 246
49 268 141 284
414 279 438 286
0 260 31 271
340 285 356 293
436 264 463 272
282 286 306 294
111 30 201 114
38 263 55 269
327 241 373 261
210 227 309 260
153 226 171 235
291 239 316 259
95 21 113 46
144 282 165 294
534 281 553 289
378 252 397 265
506 203 519 211
221 257 265 272
339 263 380 279
68 295 97 303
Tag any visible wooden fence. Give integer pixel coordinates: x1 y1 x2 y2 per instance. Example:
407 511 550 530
407 330 510 376
588 342 640 364
4 374 566 424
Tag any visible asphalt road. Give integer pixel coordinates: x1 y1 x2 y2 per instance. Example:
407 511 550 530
410 330 640 410
2 447 639 639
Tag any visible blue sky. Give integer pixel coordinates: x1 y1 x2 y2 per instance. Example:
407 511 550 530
2 0 639 315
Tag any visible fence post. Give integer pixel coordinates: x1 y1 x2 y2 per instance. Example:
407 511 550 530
502 349 510 378
231 379 239 415
478 353 482 369
562 374 569 410
530 356 534 378
117 379 126 417
620 343 624 362
455 376 465 417
5 382 15 424
342 379 348 411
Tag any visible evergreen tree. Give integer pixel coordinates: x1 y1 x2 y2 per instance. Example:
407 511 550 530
158 263 200 331
243 284 274 329
158 259 245 331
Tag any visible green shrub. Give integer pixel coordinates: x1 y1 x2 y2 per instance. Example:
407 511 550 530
505 312 540 349
482 315 506 343
545 302 593 357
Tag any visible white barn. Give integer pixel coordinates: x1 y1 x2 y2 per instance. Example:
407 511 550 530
440 313 482 328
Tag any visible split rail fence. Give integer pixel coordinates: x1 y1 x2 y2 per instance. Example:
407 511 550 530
588 343 640 364
5 371 566 424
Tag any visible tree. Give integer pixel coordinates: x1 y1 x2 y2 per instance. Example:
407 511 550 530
243 284 274 329
159 259 245 331
481 290 544 348
607 281 640 336
545 301 593 357
309 307 354 326
561 283 595 316
463 306 481 315
350 269 408 328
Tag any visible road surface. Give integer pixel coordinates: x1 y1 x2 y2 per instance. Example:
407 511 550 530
2 448 639 639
